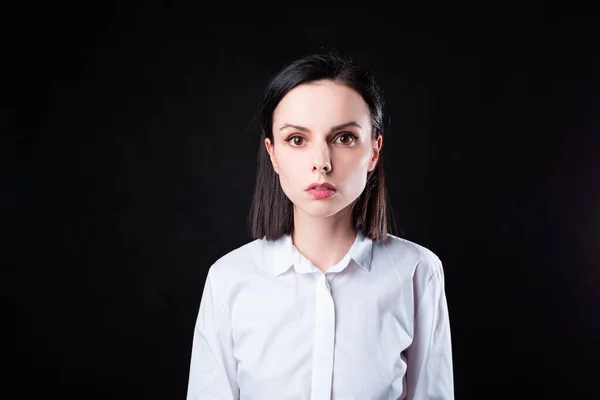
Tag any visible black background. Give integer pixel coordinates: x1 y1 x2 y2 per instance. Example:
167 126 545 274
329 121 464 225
5 2 599 399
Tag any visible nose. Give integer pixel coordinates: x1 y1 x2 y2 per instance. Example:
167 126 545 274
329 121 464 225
312 141 332 174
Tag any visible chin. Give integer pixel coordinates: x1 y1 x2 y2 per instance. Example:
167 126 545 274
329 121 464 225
295 201 348 219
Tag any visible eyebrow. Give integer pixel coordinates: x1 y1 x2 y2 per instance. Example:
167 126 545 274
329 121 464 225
279 121 362 133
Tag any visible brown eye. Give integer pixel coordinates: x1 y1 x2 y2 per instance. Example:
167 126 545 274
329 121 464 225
335 133 356 145
285 136 305 146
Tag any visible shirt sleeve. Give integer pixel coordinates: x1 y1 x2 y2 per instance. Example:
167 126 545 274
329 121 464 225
187 269 239 400
405 260 454 400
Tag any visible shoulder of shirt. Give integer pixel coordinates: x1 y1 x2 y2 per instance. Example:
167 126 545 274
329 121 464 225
206 237 266 281
379 233 444 280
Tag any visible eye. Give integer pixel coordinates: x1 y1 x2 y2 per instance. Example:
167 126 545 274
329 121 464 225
284 135 305 147
335 133 357 145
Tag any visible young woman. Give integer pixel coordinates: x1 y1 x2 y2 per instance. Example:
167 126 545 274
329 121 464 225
187 51 454 400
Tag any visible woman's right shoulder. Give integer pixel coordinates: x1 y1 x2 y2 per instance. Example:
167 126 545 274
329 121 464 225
206 237 268 281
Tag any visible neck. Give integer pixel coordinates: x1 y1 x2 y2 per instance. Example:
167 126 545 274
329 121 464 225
291 205 357 272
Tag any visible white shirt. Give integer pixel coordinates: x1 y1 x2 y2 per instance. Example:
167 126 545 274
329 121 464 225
186 232 454 400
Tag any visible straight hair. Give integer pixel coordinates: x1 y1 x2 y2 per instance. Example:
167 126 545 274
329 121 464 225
248 50 395 241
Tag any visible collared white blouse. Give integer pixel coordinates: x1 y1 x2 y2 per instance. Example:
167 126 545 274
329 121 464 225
187 232 454 400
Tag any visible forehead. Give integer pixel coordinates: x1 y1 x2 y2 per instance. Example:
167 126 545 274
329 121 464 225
273 80 370 130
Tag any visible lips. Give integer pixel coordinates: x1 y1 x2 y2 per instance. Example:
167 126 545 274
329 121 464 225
306 182 337 191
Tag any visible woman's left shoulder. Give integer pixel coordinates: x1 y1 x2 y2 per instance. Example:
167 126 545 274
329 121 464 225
375 234 444 277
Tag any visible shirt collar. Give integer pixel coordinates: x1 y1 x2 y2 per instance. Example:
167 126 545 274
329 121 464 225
270 231 373 276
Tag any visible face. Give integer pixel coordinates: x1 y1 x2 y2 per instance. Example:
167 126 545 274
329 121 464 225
265 80 382 219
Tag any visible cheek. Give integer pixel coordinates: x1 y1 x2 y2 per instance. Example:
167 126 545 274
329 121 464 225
338 151 371 178
334 153 372 197
274 150 302 190
274 150 295 176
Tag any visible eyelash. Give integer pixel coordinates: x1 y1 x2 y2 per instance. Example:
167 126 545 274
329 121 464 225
284 133 358 147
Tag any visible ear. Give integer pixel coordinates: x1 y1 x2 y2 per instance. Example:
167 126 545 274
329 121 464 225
368 134 383 172
265 138 280 174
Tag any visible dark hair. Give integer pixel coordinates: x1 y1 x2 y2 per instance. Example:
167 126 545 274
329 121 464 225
248 50 395 241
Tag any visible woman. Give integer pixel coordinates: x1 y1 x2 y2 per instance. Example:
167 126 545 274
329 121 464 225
187 51 454 400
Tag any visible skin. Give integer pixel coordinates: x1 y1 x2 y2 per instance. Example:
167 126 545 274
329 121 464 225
265 79 382 272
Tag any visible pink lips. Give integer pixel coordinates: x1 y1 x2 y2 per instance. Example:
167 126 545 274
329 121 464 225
306 182 337 199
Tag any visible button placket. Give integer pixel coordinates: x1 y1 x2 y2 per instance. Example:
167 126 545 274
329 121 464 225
310 273 336 400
